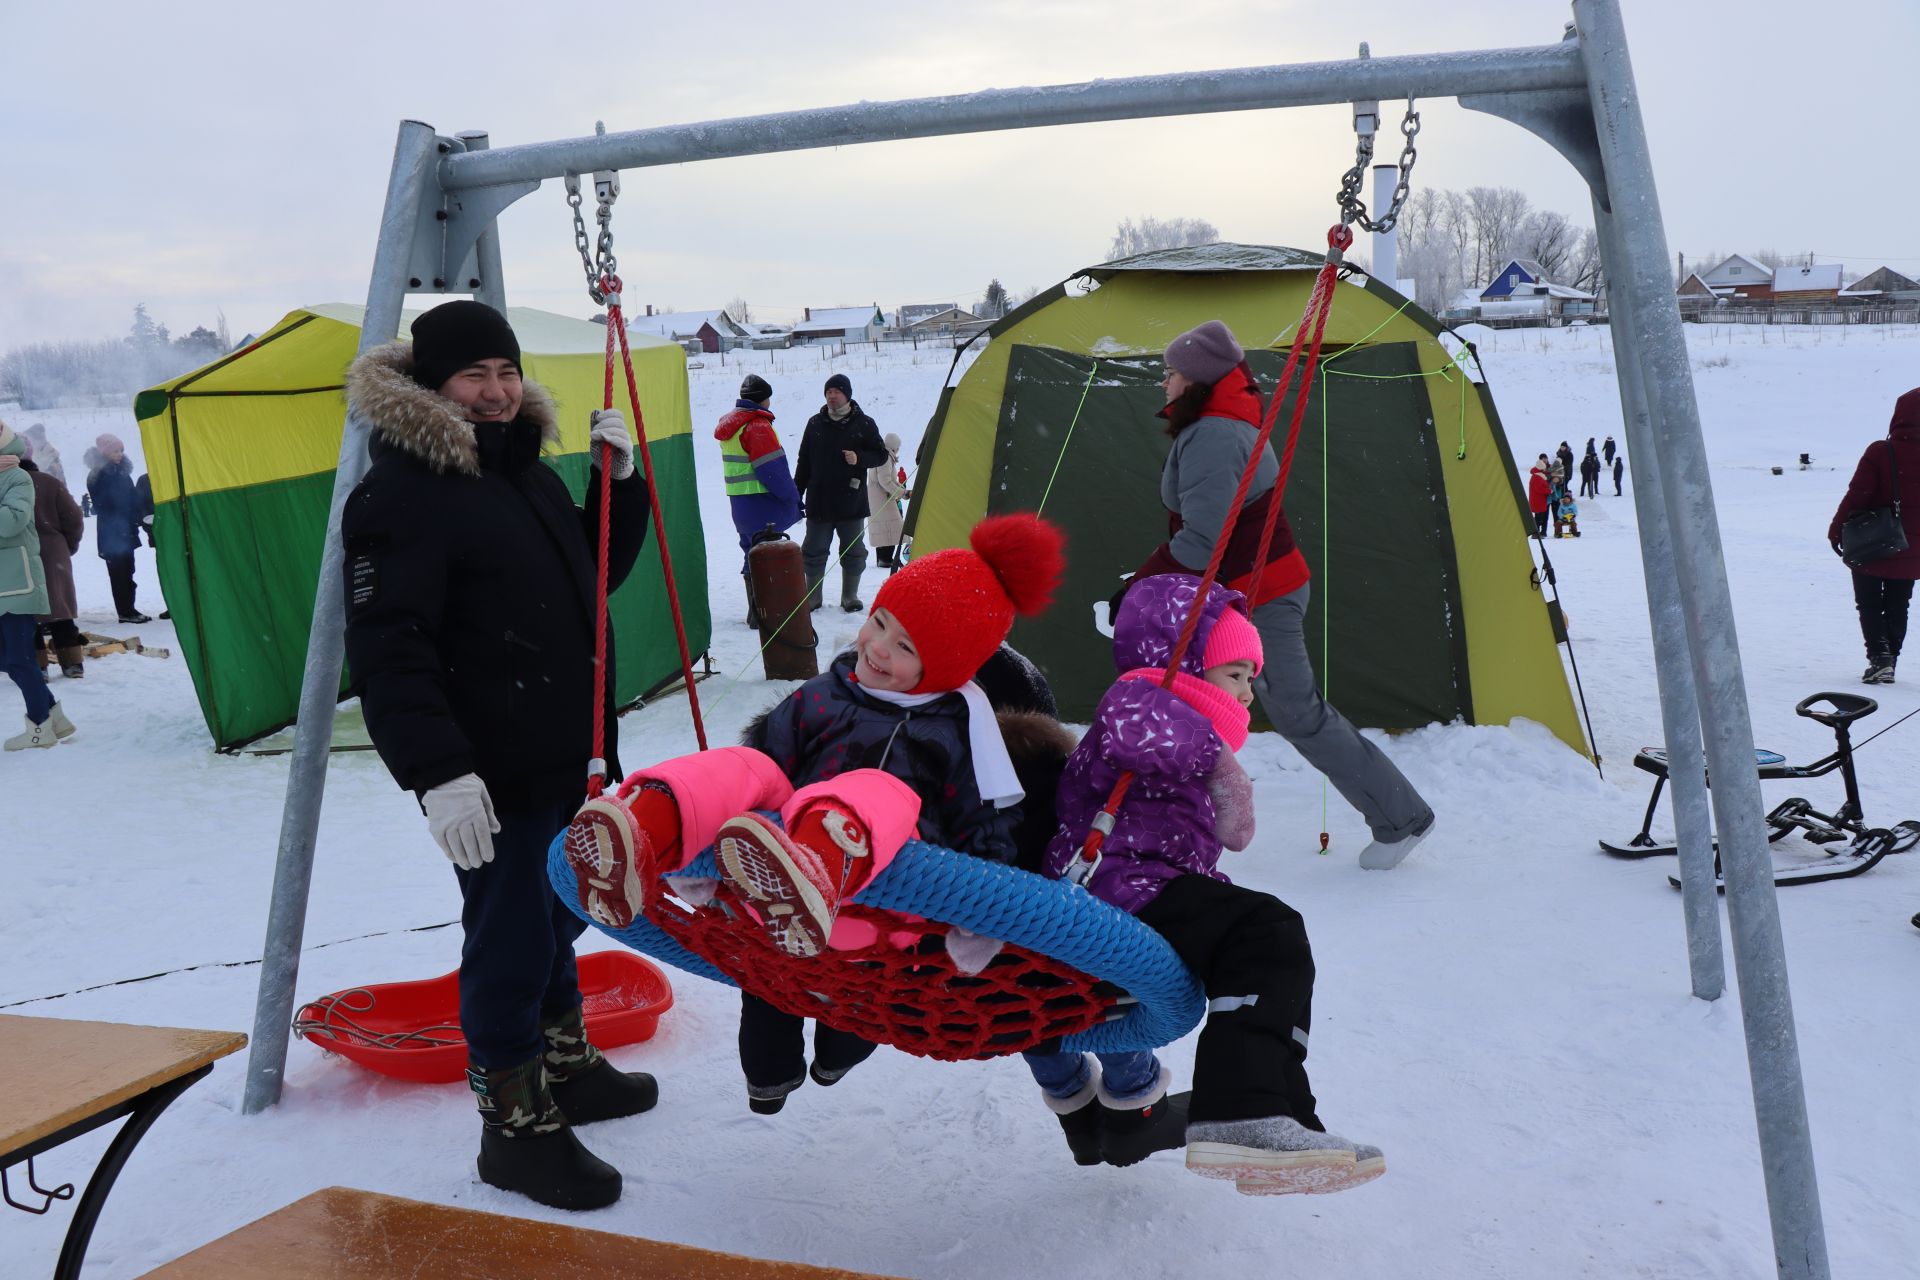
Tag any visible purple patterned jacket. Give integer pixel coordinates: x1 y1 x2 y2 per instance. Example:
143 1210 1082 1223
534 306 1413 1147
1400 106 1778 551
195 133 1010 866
1044 575 1252 912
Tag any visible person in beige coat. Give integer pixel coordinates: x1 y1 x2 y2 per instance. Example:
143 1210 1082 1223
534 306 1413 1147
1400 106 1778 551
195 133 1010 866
867 432 907 569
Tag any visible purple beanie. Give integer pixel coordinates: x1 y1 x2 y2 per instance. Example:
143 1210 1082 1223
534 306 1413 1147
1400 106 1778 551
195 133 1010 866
1164 320 1244 385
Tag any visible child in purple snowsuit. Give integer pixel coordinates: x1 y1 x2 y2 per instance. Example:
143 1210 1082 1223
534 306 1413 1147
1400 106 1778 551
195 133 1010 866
1029 573 1384 1195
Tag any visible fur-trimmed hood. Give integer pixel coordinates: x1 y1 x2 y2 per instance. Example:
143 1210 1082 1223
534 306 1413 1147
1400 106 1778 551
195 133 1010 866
346 340 559 477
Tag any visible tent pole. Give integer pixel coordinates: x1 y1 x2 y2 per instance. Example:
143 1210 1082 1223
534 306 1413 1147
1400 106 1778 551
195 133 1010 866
1590 199 1724 1002
1574 3 1829 1275
242 120 441 1115
455 131 509 314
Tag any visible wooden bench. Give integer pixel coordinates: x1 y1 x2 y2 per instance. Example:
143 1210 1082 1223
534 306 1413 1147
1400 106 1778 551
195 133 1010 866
1 1014 246 1280
141 1186 906 1279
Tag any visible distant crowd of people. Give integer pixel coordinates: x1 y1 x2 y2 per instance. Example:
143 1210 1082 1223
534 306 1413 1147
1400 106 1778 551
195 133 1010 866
0 421 160 751
1528 435 1625 539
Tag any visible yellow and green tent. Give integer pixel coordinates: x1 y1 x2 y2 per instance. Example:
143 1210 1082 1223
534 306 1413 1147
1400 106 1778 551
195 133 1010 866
906 244 1587 756
135 304 708 751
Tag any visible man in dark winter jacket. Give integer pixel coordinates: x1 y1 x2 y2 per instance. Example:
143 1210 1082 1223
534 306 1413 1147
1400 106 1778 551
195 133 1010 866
794 372 887 612
715 373 802 625
85 433 149 623
341 300 656 1212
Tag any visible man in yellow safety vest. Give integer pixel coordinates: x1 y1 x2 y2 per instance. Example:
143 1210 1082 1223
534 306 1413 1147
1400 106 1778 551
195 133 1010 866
715 373 802 625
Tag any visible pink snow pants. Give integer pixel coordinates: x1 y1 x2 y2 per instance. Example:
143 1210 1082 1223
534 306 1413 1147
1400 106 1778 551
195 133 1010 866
620 747 925 950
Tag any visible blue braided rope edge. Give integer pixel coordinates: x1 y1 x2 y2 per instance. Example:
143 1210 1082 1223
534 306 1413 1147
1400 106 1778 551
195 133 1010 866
545 832 1203 1054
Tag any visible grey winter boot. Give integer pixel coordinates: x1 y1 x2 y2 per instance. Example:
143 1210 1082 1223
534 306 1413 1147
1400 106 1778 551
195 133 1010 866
806 573 825 611
470 1057 622 1210
1186 1114 1384 1196
840 568 864 613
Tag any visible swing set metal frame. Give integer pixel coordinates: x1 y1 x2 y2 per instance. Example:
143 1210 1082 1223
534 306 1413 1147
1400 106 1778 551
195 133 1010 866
243 5 1832 1273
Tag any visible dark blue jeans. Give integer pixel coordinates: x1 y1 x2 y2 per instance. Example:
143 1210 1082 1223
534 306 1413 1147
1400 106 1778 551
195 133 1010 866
452 799 587 1070
1024 1048 1162 1103
0 613 53 724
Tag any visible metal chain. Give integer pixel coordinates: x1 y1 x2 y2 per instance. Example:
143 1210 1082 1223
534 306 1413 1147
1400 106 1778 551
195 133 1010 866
565 171 620 305
1336 99 1420 233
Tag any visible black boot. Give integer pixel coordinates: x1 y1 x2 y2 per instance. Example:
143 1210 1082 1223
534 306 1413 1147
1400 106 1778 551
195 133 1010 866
1041 1078 1104 1167
1099 1090 1190 1168
544 1006 657 1125
470 1059 621 1210
840 568 864 614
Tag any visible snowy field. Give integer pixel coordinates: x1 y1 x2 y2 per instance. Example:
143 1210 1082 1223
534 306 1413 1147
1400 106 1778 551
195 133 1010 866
6 320 1919 1278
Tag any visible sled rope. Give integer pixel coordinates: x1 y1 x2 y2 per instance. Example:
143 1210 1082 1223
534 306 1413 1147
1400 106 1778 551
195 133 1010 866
1068 225 1353 884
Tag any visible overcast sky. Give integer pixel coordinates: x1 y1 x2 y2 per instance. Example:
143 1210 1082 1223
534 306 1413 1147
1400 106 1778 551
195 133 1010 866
4 0 1915 348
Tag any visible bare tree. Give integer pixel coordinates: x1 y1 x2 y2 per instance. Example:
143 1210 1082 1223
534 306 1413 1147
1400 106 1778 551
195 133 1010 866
725 296 754 325
1107 216 1220 261
1516 210 1579 280
1565 227 1605 296
1465 186 1532 284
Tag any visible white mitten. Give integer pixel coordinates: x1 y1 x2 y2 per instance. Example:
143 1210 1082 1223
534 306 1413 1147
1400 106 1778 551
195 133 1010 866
589 408 636 480
423 773 501 870
1207 750 1257 852
945 926 1005 976
664 874 719 907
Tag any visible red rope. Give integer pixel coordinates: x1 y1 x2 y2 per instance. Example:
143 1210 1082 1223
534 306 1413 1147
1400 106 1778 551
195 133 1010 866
587 275 710 800
1070 225 1351 874
653 897 1118 1061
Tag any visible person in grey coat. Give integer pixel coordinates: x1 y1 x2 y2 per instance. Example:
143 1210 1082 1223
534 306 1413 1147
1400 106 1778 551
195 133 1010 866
1127 320 1434 869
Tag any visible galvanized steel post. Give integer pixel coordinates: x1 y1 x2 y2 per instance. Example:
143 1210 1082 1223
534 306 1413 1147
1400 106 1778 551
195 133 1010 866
455 131 509 314
242 120 442 1115
1575 2 1829 1274
1592 200 1724 1001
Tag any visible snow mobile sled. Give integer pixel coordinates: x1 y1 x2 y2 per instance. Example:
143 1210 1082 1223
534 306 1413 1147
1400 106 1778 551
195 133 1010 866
1599 692 1920 888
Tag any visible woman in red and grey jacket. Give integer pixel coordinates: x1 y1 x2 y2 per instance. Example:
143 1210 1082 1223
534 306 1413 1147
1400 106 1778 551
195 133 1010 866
1127 321 1434 870
1829 387 1920 684
1527 457 1553 538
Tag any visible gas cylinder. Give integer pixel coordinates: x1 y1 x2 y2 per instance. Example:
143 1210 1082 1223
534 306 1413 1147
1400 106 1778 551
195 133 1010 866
747 528 819 681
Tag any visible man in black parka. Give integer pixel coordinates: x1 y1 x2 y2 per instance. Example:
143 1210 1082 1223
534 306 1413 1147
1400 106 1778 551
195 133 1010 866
794 372 887 612
341 301 654 1211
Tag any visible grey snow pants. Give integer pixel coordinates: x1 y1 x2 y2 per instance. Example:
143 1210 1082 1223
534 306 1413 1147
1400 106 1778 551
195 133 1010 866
1250 583 1432 843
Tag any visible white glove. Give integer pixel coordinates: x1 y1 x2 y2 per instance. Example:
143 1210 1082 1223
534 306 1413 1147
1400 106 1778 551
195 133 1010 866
423 774 500 870
945 926 1005 976
589 409 636 481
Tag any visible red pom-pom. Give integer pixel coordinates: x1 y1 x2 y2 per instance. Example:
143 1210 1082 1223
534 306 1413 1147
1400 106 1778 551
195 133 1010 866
969 513 1066 617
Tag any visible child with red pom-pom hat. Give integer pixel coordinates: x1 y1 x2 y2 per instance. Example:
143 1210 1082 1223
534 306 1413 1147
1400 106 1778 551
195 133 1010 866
564 512 1065 1110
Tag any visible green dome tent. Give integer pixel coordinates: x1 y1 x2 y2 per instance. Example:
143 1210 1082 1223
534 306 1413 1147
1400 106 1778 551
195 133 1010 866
905 244 1587 756
135 304 709 751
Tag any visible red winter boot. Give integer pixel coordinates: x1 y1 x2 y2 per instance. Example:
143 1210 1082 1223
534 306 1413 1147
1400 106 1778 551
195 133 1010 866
715 805 870 957
565 783 680 929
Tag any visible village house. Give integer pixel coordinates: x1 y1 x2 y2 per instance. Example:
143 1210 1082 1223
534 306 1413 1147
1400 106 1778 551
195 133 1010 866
625 307 753 353
1477 258 1596 319
1770 262 1843 303
792 305 888 345
1697 254 1772 302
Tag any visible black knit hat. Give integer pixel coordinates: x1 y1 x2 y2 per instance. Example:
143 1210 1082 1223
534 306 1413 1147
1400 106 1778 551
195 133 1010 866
739 373 773 404
824 372 853 399
410 300 521 392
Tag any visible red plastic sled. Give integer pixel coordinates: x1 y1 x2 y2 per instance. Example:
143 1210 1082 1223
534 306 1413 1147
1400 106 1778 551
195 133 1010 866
294 950 674 1084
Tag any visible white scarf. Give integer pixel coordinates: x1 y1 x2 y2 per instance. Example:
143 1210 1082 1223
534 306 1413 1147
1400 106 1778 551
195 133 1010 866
857 679 1025 810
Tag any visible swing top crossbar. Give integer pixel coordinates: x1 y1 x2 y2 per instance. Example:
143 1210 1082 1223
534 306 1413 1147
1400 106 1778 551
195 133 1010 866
437 43 1584 192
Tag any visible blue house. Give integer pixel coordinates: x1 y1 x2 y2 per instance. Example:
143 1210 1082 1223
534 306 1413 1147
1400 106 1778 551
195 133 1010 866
1478 258 1596 317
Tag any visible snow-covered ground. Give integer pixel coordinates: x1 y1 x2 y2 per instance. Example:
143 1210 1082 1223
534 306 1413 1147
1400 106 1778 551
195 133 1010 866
6 322 1919 1278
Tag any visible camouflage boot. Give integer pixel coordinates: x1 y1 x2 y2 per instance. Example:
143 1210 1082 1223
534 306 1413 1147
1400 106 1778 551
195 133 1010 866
470 1056 621 1210
543 1005 658 1125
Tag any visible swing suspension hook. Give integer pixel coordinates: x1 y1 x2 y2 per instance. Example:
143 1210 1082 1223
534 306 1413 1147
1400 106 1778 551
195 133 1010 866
565 164 622 306
1336 98 1420 233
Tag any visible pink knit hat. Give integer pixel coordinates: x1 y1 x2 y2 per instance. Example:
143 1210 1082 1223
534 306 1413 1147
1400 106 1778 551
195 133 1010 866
1201 605 1263 675
96 433 126 454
